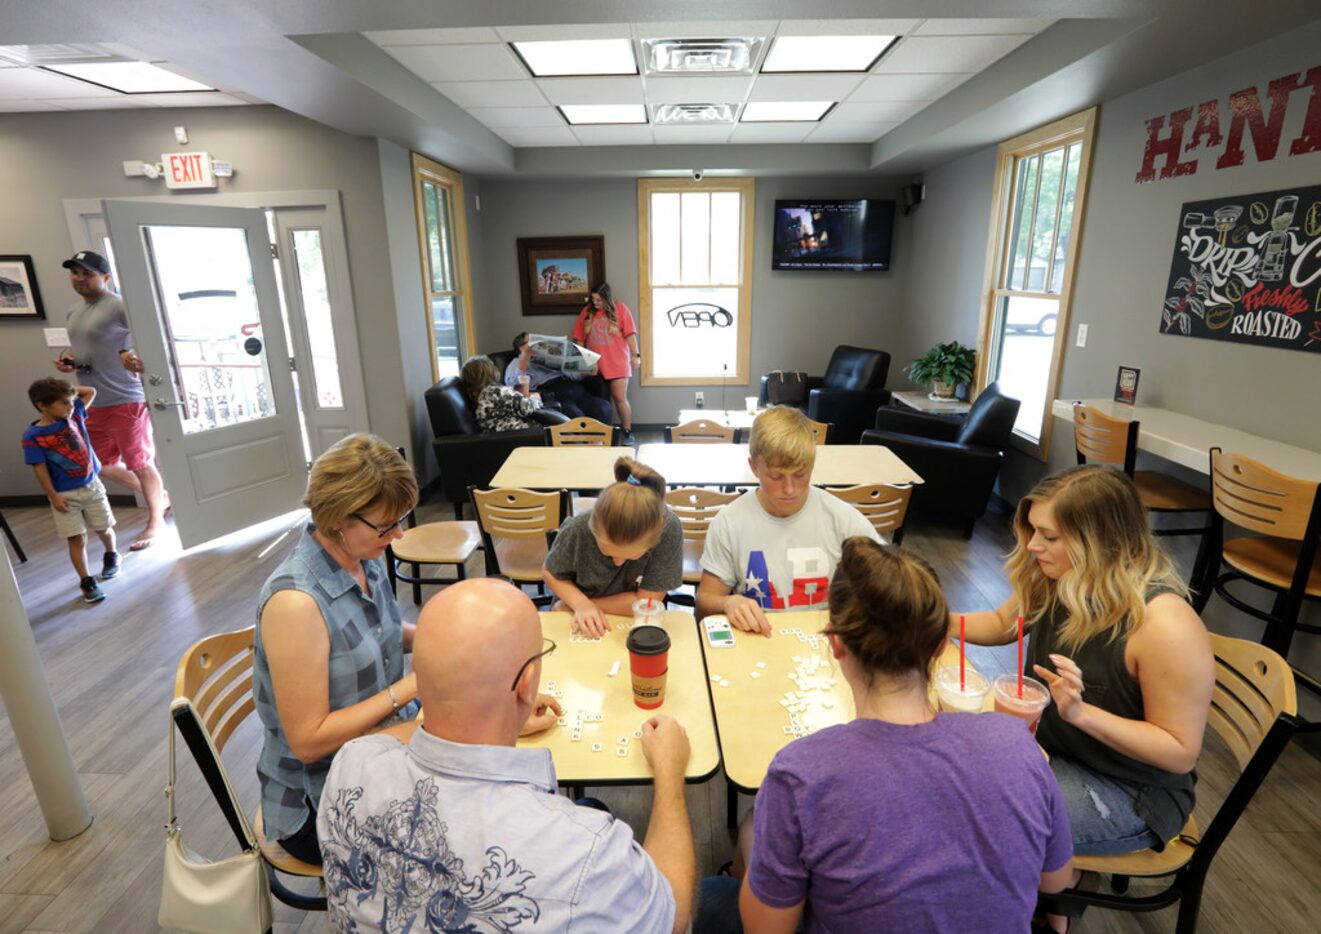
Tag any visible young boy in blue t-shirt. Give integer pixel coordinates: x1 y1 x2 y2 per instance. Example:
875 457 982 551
23 378 120 604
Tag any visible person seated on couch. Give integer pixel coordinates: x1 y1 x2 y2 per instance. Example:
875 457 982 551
504 332 613 423
461 355 542 432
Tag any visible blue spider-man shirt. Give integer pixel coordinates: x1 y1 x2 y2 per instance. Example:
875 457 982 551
22 398 101 492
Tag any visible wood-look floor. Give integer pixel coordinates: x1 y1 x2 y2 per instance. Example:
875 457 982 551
0 476 1317 933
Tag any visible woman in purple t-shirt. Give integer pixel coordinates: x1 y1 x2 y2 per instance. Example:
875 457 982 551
735 538 1074 934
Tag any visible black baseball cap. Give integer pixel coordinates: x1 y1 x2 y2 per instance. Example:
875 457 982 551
62 251 111 275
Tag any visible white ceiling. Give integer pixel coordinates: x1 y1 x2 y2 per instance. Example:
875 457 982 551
366 18 1051 147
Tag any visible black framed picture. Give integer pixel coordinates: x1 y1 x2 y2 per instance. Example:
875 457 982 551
1114 365 1141 405
0 255 46 319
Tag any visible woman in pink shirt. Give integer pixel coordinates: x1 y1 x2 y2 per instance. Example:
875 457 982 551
572 282 640 445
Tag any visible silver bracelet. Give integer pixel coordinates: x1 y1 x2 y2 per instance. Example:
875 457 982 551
386 682 400 712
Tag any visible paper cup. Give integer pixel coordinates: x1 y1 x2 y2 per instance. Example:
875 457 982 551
745 396 759 413
626 625 670 709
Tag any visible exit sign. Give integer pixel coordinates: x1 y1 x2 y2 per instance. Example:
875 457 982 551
162 151 215 190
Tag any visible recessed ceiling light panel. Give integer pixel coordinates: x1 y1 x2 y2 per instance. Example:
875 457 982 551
740 100 833 122
761 35 897 73
512 38 637 77
642 38 763 74
0 44 117 66
652 103 737 125
559 103 648 125
43 61 214 93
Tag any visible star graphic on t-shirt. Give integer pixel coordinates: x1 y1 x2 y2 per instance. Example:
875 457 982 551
743 572 764 595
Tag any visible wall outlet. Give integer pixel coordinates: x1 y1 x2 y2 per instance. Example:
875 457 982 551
695 391 704 408
1076 323 1089 347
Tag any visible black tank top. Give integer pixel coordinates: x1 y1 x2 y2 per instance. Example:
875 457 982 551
1027 584 1195 846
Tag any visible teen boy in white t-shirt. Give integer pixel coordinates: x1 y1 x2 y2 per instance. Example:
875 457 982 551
697 406 880 634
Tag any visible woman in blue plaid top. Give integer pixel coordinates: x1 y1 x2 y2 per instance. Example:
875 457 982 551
252 434 421 865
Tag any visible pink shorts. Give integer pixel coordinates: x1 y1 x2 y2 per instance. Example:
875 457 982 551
87 402 156 471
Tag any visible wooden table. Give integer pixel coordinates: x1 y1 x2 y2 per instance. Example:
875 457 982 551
637 442 924 487
491 445 635 490
1052 399 1321 482
518 610 721 785
702 610 975 800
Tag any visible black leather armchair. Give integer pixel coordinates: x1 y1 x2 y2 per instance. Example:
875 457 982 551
759 345 892 444
860 383 1021 537
489 348 612 422
424 376 568 515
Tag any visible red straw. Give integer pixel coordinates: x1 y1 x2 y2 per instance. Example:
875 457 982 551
647 597 654 611
959 615 966 691
1016 615 1025 698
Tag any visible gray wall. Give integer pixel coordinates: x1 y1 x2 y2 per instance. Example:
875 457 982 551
0 105 421 496
468 175 913 424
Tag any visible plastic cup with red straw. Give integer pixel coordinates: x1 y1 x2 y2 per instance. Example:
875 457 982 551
959 615 966 691
1016 614 1024 697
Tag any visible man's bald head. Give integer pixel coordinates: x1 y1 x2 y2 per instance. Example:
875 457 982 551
413 579 544 734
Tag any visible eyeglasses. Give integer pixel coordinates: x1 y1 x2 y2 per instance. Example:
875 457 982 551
351 512 408 538
510 637 556 691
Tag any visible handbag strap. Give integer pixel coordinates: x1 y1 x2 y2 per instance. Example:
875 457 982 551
165 698 260 852
165 704 178 830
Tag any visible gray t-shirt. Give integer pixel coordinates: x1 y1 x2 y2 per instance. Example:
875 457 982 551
66 293 145 405
545 510 684 597
701 487 880 611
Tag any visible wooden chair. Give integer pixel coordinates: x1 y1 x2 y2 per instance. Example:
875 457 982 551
171 627 326 912
546 416 618 447
0 509 25 563
1192 448 1321 694
665 419 737 444
469 486 567 589
386 518 482 605
1039 634 1300 933
663 487 744 605
1073 404 1211 543
804 417 830 446
826 483 913 545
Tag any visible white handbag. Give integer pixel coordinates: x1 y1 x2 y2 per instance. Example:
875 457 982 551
158 700 274 933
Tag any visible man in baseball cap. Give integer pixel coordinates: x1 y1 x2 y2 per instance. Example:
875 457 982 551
55 250 170 551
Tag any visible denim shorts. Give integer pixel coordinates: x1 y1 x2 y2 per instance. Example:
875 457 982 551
1049 755 1161 856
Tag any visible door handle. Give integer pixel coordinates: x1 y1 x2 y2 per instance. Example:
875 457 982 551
147 374 163 386
153 398 187 410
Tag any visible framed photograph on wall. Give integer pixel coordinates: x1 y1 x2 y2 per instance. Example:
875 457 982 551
516 236 604 316
1114 365 1141 405
0 255 46 320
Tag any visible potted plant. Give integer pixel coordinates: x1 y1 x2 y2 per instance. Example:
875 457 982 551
904 341 976 400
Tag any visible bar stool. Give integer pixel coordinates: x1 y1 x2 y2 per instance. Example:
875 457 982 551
1194 448 1321 695
1073 404 1211 544
386 519 481 605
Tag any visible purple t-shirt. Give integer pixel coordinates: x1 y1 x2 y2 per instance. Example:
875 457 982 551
749 713 1072 933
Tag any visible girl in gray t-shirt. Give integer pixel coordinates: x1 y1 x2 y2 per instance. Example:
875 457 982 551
543 457 682 638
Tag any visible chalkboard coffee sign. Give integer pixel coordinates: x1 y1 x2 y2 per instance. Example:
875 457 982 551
1160 183 1321 354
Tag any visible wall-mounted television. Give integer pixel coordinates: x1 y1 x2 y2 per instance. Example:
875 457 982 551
772 199 895 271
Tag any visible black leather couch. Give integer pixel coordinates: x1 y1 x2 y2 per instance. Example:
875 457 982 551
759 345 892 444
423 375 568 515
860 382 1021 537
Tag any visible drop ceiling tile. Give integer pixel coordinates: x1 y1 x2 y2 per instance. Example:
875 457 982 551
384 44 526 83
850 72 971 101
366 27 501 46
134 92 248 107
806 121 897 143
538 77 643 105
749 74 862 102
497 24 632 42
0 99 63 112
467 106 565 128
0 67 120 99
774 19 919 37
913 19 1053 36
651 125 734 145
494 125 579 147
875 34 1031 74
571 124 656 145
634 21 776 39
433 80 547 108
829 100 924 123
728 122 814 143
644 75 751 104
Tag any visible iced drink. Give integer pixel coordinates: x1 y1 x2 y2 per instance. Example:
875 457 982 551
934 665 990 713
627 625 670 709
992 674 1050 733
632 597 664 629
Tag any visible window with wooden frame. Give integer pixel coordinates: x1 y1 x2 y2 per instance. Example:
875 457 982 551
411 153 476 381
976 108 1096 459
637 178 754 385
